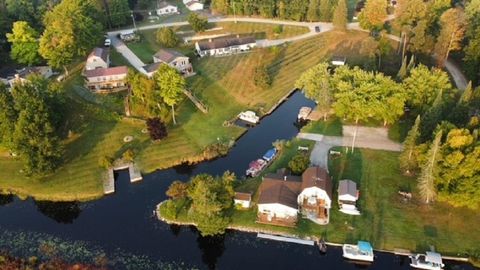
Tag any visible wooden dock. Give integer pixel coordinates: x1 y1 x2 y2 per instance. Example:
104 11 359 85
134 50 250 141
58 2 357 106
183 89 208 114
102 162 143 194
257 233 315 246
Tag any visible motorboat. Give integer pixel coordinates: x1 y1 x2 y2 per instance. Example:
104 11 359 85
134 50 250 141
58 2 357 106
238 111 259 124
339 203 361 215
246 159 267 177
317 238 327 254
410 252 444 270
262 148 277 162
297 107 312 121
342 241 374 262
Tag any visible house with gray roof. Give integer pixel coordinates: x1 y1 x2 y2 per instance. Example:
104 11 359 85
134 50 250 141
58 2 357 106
195 36 257 57
86 47 110 70
338 179 360 215
156 1 178 15
145 48 192 77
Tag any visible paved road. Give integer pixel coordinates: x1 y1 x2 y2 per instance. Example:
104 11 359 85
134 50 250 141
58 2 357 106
109 15 468 89
298 126 402 170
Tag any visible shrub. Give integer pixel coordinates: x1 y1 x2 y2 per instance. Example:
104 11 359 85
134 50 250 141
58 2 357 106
122 149 135 162
253 64 272 89
273 25 283 34
156 27 179 47
99 156 114 169
166 180 189 199
146 118 168 141
187 13 208 32
288 154 310 175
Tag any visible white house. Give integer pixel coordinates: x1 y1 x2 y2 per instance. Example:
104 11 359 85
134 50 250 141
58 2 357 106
338 179 360 215
8 66 53 87
331 56 346 66
257 167 333 227
234 192 252 208
297 167 332 225
157 1 178 15
83 66 128 92
86 47 110 71
195 36 256 57
183 0 203 11
151 48 192 75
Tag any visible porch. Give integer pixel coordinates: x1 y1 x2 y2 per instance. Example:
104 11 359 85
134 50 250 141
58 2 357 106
300 198 329 225
256 212 297 228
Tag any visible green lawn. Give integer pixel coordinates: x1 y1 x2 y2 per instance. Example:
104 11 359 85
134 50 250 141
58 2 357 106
204 22 310 40
300 117 343 136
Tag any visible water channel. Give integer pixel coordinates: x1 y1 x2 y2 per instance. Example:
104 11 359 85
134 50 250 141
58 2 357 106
0 92 475 269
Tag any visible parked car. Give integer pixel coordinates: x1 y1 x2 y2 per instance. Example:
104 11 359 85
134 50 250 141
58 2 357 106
315 26 321 32
104 38 111 47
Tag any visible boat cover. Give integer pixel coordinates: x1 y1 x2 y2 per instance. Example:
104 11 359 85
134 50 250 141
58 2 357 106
358 241 373 253
263 148 277 161
426 252 443 264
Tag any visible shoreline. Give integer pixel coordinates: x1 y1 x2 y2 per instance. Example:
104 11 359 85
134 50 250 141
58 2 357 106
155 201 471 264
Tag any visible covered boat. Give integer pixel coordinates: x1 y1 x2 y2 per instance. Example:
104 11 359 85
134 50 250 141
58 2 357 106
262 148 277 162
297 107 312 121
238 111 260 124
410 252 444 270
342 241 374 262
246 159 267 177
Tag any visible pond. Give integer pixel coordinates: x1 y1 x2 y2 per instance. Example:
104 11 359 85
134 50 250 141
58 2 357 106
0 92 475 270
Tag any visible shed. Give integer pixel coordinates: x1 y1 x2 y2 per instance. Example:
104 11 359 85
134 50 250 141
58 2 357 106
331 56 346 66
234 192 252 208
338 179 358 202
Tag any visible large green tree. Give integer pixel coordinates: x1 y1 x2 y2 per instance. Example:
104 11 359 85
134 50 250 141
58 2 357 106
6 21 42 66
463 0 480 84
128 70 168 119
394 0 427 57
358 0 387 30
39 0 103 72
295 62 332 120
434 8 466 67
187 13 208 33
0 83 17 150
108 0 130 27
399 115 421 174
156 27 179 48
306 0 320 22
153 64 186 124
332 0 348 30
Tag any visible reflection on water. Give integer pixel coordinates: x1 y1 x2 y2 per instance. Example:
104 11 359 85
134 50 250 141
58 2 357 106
0 194 14 206
35 201 81 224
196 233 226 270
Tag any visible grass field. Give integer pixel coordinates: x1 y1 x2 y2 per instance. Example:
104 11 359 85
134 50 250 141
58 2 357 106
204 22 310 40
300 117 343 136
161 147 480 260
0 30 403 201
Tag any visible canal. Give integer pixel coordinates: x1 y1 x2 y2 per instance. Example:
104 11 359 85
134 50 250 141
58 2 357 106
0 92 475 269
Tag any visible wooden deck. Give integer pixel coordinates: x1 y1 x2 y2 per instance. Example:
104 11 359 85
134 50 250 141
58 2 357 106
102 162 143 194
256 212 297 227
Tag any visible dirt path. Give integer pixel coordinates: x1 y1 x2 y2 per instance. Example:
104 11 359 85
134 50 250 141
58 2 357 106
298 126 403 170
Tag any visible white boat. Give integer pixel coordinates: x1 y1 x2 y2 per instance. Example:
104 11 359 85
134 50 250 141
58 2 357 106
238 111 259 124
297 106 312 120
410 252 444 270
342 241 374 262
339 203 361 215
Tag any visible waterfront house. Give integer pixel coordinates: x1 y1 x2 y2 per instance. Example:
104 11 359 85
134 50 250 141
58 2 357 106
338 179 360 215
183 0 203 11
157 1 178 15
257 166 333 227
148 48 193 76
8 66 53 87
234 192 252 208
84 66 128 92
85 47 109 71
297 167 332 225
195 36 257 57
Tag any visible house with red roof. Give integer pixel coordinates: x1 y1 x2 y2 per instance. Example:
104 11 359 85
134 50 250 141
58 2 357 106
83 48 128 92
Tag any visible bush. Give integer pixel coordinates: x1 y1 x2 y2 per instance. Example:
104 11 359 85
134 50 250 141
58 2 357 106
253 65 272 89
99 156 114 169
273 25 283 34
156 27 179 47
187 13 208 32
122 149 135 162
288 154 310 175
166 180 189 199
146 118 168 141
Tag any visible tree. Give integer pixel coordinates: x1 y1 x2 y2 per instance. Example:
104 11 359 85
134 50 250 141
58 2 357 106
153 64 185 124
463 0 480 84
399 115 421 174
39 0 103 71
358 0 387 31
409 19 435 55
434 8 466 67
307 0 320 22
397 56 407 80
359 36 379 69
253 64 272 89
295 62 332 120
288 154 310 175
156 27 179 47
418 130 442 204
122 148 135 162
332 0 348 30
6 21 41 66
146 117 168 140
319 0 332 21
419 90 445 142
5 0 39 27
0 83 16 150
402 64 452 112
436 129 480 209
99 155 114 169
211 0 229 14
394 0 427 57
459 81 474 105
108 0 130 27
166 180 189 199
10 77 63 175
188 13 208 33
127 71 166 118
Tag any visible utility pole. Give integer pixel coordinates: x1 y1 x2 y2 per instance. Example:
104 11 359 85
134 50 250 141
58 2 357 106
232 1 237 24
131 11 137 30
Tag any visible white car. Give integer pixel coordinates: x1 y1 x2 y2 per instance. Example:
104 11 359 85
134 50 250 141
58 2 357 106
104 38 111 47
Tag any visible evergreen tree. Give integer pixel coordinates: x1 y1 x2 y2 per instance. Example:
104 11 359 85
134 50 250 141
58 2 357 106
458 81 474 105
418 130 442 204
399 115 421 174
0 83 17 150
397 55 407 80
419 90 445 142
319 0 332 21
463 0 480 84
332 0 348 30
307 0 320 22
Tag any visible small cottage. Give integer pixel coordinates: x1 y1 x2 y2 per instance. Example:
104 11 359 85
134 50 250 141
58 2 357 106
157 1 178 15
184 0 203 11
338 179 360 215
195 36 256 57
8 66 53 87
85 47 110 70
152 48 192 74
234 192 252 208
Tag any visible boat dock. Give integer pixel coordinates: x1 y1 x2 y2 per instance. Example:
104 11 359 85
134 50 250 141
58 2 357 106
103 162 143 194
257 233 315 246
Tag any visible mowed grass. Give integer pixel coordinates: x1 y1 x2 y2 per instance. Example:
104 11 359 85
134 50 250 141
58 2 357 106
206 22 310 40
